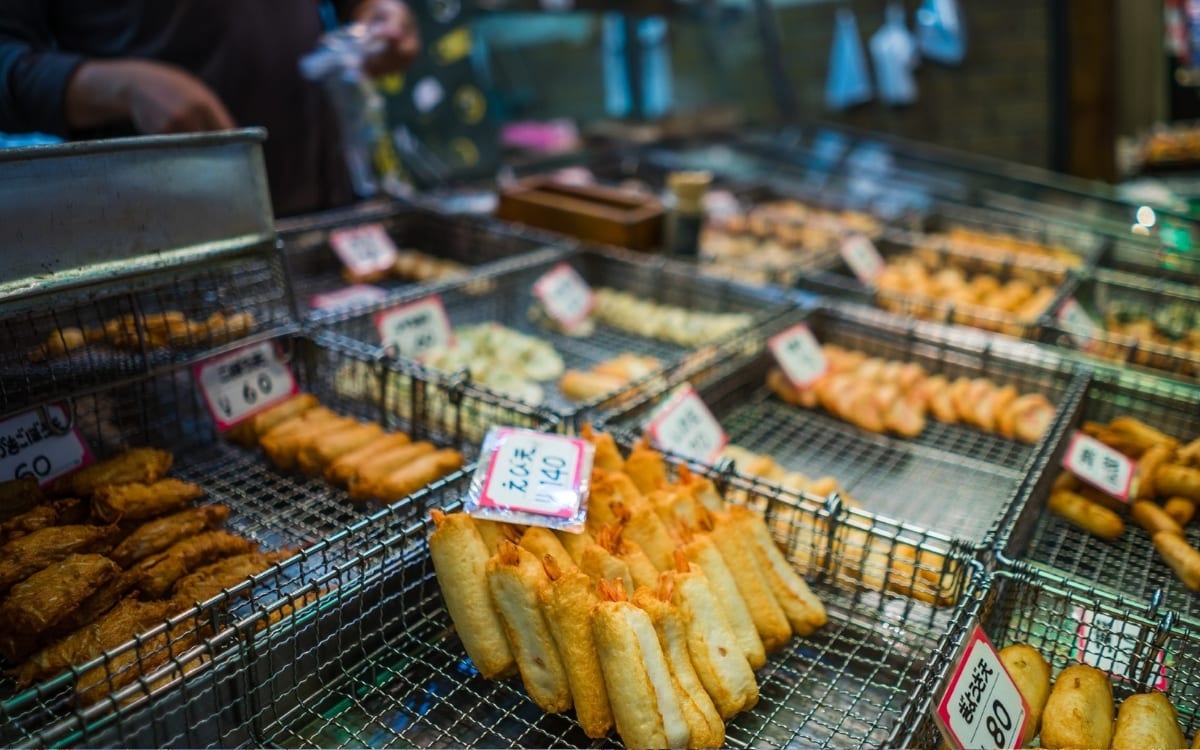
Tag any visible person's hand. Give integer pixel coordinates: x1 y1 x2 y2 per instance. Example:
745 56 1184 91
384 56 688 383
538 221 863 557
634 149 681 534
67 59 235 134
355 0 421 77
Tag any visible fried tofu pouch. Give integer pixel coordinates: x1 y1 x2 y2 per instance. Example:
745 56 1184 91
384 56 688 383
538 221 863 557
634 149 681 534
49 447 173 498
998 643 1051 746
428 511 515 680
728 505 827 635
1040 664 1114 750
91 478 206 523
1111 691 1185 750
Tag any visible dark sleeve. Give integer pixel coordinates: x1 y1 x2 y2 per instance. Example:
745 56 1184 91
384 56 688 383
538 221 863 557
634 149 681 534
0 2 85 135
330 0 370 23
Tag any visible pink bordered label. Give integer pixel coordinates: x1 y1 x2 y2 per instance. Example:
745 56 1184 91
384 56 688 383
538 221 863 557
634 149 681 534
310 284 388 311
479 428 589 519
839 234 886 284
0 403 93 487
1057 296 1100 352
934 624 1029 750
1062 431 1135 501
1072 605 1168 691
645 384 728 464
769 323 828 388
533 263 595 332
329 223 398 278
194 341 298 431
374 295 454 359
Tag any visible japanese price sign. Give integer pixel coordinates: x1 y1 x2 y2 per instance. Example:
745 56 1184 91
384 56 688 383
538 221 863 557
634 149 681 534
839 235 886 284
329 223 399 279
1056 297 1100 351
1072 605 1168 691
375 295 453 359
645 384 727 464
1062 431 1135 501
0 404 92 486
533 263 594 332
195 341 298 431
479 428 589 518
310 284 388 312
935 624 1029 750
769 323 828 388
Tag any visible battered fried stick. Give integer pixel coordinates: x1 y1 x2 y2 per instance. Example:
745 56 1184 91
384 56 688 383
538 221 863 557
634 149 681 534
707 509 791 651
324 432 411 486
346 441 435 500
624 437 668 494
0 498 86 546
135 530 260 599
110 505 230 567
295 421 384 476
594 524 660 590
612 502 677 571
225 393 319 447
92 479 205 523
259 409 346 470
50 448 173 498
520 527 578 573
0 554 120 635
171 549 295 607
75 616 204 706
581 424 624 473
679 527 765 670
0 524 121 593
361 449 463 504
727 505 827 635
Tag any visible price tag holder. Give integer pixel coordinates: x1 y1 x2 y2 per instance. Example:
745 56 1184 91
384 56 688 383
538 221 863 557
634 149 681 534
533 263 594 332
310 284 388 312
839 235 886 284
769 323 828 388
1062 431 1135 501
645 384 728 464
934 624 1029 750
375 295 454 359
329 223 399 280
1057 297 1101 351
194 341 298 431
0 404 92 486
1072 605 1169 691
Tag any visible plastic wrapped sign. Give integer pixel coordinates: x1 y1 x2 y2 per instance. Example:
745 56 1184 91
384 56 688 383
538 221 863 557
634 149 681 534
825 9 873 110
870 2 919 106
916 0 966 65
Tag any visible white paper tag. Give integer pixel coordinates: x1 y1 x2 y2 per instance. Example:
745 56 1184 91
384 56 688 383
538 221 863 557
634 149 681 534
375 295 454 359
769 323 828 388
1073 605 1168 691
1057 297 1100 351
310 284 388 311
329 223 399 279
0 404 92 486
479 428 589 518
1062 431 1135 501
533 263 594 332
194 341 298 431
645 384 728 464
839 234 886 284
935 624 1029 750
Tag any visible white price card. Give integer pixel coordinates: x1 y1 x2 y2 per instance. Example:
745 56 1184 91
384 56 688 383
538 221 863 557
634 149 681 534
310 284 388 312
0 404 92 486
1057 297 1100 351
479 428 589 518
935 624 1029 750
769 323 828 388
839 234 886 284
329 223 399 279
645 384 728 464
1072 605 1168 691
1062 431 1135 501
375 295 453 359
194 341 298 431
533 263 594 332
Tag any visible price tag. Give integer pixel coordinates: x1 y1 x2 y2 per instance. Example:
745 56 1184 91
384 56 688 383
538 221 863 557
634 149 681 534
1062 431 1135 501
1073 606 1169 691
479 428 589 518
934 624 1029 750
533 263 594 332
0 404 92 486
375 295 454 359
769 324 828 388
1057 297 1101 351
839 235 886 284
645 384 728 464
310 284 388 312
194 341 298 431
329 223 398 280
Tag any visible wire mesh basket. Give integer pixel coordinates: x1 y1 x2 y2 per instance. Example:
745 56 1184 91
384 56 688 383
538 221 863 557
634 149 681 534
922 201 1107 271
602 304 1086 547
998 364 1200 626
894 565 1200 748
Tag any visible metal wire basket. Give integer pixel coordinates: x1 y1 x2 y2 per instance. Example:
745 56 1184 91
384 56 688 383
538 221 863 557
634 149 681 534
602 303 1087 547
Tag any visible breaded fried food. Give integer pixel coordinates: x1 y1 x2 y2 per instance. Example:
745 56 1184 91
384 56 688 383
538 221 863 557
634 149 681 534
295 421 384 476
1041 664 1113 749
324 432 411 486
553 527 594 566
0 498 86 546
1112 691 1185 750
225 393 319 447
362 449 463 503
594 524 660 591
50 448 173 497
707 509 792 652
474 518 522 554
624 437 668 494
680 530 765 669
92 478 205 523
110 505 230 567
614 503 677 572
75 615 203 706
579 539 635 597
51 570 141 637
257 407 343 470
171 550 294 606
0 524 121 593
134 530 260 599
346 441 435 500
581 424 623 473
998 643 1051 745
727 505 827 635
520 527 578 573
0 554 120 635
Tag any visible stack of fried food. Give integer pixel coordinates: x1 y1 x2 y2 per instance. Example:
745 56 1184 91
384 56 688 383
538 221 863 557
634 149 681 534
995 642 1188 749
767 344 1055 443
559 353 662 403
0 448 292 705
1048 416 1200 590
937 226 1082 269
227 392 463 503
428 428 828 749
30 310 255 363
589 290 753 348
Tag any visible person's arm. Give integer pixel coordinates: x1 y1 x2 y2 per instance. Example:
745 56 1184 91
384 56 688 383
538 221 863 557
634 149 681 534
0 2 85 134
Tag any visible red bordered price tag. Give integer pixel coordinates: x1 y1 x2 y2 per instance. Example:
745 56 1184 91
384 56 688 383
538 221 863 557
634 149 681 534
935 624 1029 750
479 428 589 518
769 323 828 388
1057 297 1100 351
375 295 454 359
329 223 398 279
533 263 594 332
839 234 886 284
645 384 727 464
194 341 298 431
1072 605 1168 691
0 404 92 486
310 284 388 312
1062 431 1135 501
